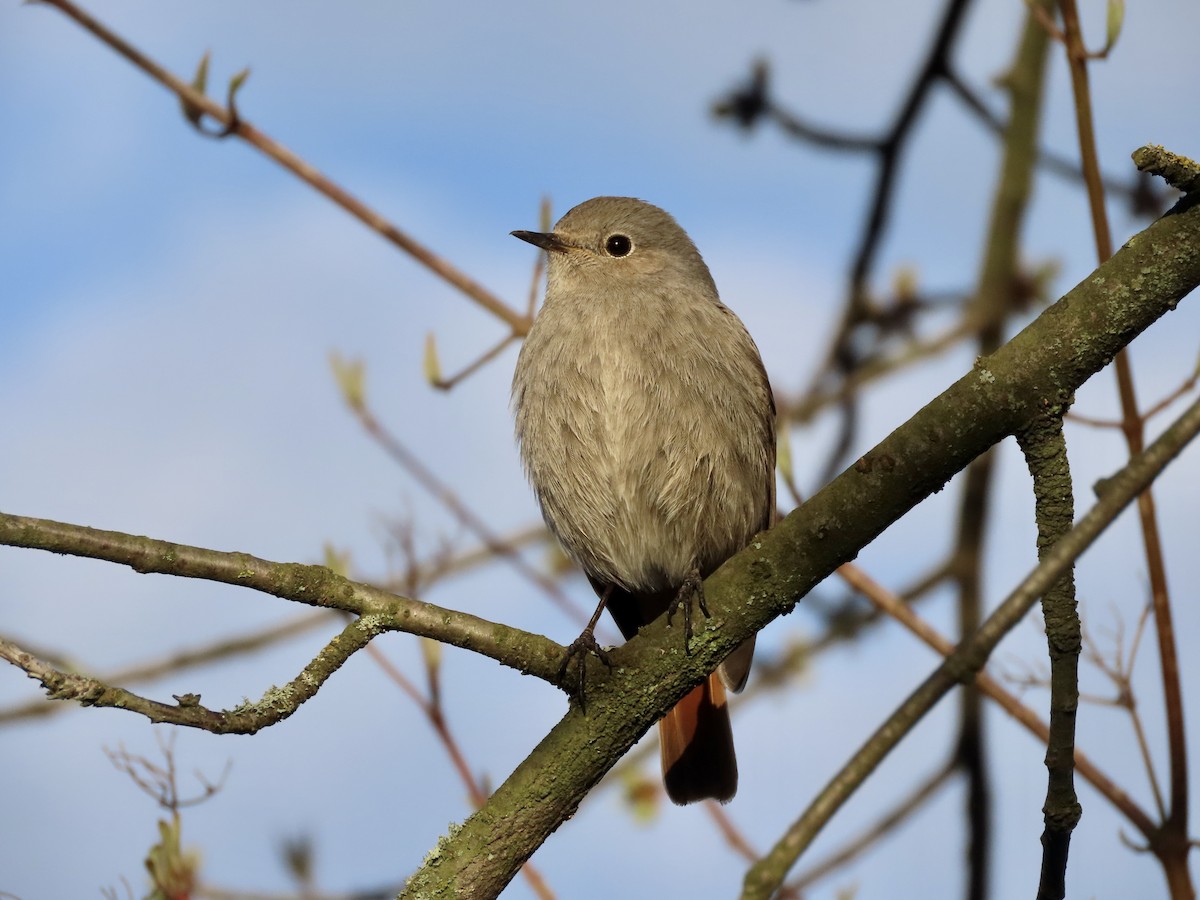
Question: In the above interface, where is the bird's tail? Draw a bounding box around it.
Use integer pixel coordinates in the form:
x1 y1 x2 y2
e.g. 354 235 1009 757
659 672 737 804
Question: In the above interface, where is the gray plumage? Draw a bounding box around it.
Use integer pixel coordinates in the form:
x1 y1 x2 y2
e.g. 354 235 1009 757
511 197 774 802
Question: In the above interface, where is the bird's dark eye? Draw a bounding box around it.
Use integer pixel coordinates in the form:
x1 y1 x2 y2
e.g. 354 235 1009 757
605 234 633 257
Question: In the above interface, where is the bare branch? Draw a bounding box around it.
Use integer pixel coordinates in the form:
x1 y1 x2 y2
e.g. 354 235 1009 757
34 0 530 334
1 617 379 732
0 611 334 725
1058 6 1191 892
743 394 1200 899
402 175 1200 897
838 562 1154 839
0 512 564 684
1018 417 1081 899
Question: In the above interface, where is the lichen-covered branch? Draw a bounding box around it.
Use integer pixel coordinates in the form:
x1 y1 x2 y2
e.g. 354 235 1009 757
838 562 1154 838
1134 145 1200 196
1017 417 1081 900
0 616 381 732
951 4 1055 892
742 395 1200 900
401 168 1200 899
0 513 564 688
1057 6 1193 894
0 611 335 725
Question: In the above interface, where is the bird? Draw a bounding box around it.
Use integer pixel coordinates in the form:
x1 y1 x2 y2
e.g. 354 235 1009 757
511 196 775 804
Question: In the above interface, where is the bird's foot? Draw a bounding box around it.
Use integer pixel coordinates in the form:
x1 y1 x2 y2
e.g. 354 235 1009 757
558 626 614 711
667 567 709 655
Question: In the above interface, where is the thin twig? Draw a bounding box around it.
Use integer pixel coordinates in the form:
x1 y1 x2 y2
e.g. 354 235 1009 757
778 317 976 425
377 524 549 596
0 611 334 724
1066 371 1200 430
941 67 1136 200
741 395 1200 899
0 511 566 684
1057 4 1191 896
785 755 957 893
704 803 760 864
837 562 1154 839
349 399 598 632
0 617 381 733
429 333 518 391
35 0 530 335
1081 603 1167 822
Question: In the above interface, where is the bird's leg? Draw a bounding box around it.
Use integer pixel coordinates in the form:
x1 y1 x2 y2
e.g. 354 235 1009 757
559 585 615 709
667 565 709 655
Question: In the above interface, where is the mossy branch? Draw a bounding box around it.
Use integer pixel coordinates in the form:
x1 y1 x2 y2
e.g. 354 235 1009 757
742 396 1200 900
4 167 1200 897
0 617 380 733
1017 417 1081 900
1134 145 1200 195
0 513 565 721
401 165 1200 899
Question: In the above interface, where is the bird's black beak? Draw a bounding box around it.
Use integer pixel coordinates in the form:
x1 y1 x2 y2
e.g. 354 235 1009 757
511 230 571 253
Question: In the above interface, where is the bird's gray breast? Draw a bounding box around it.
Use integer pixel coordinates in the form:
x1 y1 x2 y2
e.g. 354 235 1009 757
513 285 770 593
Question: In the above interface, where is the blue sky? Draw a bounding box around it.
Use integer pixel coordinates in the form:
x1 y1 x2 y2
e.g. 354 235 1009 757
2 2 1199 898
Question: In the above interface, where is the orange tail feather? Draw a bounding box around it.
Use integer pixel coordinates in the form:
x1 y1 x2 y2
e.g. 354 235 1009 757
659 672 737 804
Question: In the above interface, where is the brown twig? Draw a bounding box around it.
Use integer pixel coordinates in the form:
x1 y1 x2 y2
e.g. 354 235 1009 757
34 0 530 336
346 394 598 633
777 317 977 425
377 523 549 597
525 197 553 318
106 731 231 812
428 333 518 392
362 642 556 898
1057 3 1192 896
1080 603 1167 822
704 802 760 864
837 562 1154 840
743 397 1200 898
1066 370 1200 430
785 755 957 893
940 67 1138 200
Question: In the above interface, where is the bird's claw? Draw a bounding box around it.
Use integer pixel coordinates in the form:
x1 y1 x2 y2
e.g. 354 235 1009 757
666 569 709 656
558 628 614 711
